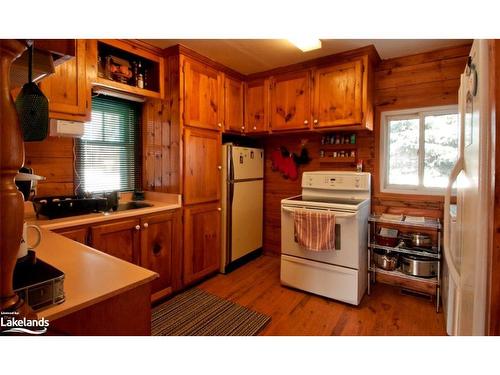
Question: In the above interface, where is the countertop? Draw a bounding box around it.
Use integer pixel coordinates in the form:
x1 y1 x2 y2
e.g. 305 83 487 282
24 192 181 321
35 229 157 321
26 192 181 230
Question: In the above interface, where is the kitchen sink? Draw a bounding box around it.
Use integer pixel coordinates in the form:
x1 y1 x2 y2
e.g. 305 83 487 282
114 201 154 211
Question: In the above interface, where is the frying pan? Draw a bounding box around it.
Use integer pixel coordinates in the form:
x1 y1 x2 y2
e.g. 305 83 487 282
15 41 49 142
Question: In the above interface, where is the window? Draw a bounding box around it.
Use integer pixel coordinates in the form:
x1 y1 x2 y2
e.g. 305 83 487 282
76 96 141 193
380 105 459 195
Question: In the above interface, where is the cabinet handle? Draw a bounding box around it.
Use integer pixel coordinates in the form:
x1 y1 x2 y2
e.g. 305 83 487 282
217 165 222 170
253 126 257 130
313 119 319 125
135 225 140 231
143 222 149 229
241 126 245 130
304 120 309 125
217 123 222 128
217 207 222 212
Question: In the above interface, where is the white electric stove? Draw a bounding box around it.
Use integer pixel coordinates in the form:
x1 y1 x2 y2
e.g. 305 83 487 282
280 171 371 305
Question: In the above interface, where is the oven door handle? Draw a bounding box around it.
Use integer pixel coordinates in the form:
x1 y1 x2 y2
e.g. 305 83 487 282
282 206 357 218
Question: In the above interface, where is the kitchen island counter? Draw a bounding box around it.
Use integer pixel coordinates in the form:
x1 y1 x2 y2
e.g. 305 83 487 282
34 229 157 335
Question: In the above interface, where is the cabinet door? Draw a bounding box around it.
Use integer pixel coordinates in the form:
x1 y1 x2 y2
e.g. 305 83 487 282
183 127 221 205
223 75 245 133
183 58 221 130
183 203 221 285
54 226 88 245
140 210 182 301
270 70 311 131
90 218 141 263
245 78 269 134
312 60 363 128
39 39 90 122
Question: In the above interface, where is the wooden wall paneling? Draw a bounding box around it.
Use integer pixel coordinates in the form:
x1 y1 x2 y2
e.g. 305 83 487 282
165 54 182 194
24 136 75 196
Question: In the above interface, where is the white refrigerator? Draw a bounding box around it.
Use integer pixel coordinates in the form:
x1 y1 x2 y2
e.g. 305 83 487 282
221 144 264 273
443 40 494 335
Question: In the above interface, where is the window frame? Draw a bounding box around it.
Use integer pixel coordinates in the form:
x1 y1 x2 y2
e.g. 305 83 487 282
380 105 459 196
76 95 141 194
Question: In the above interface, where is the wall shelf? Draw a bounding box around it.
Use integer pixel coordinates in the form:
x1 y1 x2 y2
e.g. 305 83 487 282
92 40 164 100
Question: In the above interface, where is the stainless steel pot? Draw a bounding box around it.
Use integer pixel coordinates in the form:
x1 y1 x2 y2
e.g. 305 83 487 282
400 254 438 278
373 249 399 271
401 233 433 248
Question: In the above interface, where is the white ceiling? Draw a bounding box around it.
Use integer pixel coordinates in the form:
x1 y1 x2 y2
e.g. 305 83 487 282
144 39 471 75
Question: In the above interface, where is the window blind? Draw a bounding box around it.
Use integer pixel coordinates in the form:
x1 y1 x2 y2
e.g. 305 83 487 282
76 95 141 193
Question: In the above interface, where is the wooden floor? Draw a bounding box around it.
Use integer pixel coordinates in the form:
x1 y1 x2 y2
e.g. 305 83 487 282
198 255 447 336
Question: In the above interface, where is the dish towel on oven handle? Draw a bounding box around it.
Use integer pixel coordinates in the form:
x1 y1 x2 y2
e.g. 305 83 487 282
292 209 336 252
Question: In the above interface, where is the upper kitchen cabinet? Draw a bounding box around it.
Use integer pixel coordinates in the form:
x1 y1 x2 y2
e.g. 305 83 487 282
245 78 269 134
90 40 165 99
183 127 222 205
223 75 245 133
38 39 90 122
183 58 222 131
270 70 312 131
312 56 374 131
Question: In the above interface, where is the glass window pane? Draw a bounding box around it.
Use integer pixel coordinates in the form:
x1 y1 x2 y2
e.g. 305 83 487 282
387 118 419 186
424 113 459 188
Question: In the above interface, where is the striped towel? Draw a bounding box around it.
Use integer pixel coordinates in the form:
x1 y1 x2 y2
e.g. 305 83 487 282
292 209 336 252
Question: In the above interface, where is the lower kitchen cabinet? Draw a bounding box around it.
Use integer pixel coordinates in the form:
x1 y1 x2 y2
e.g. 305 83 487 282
90 218 141 264
54 225 89 245
183 202 221 285
140 210 182 301
52 208 182 303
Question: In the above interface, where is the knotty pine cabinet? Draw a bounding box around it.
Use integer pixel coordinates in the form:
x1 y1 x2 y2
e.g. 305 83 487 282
183 202 221 286
39 39 90 122
312 58 367 129
270 70 312 131
139 210 182 300
90 218 142 264
183 58 222 131
53 225 89 245
223 75 245 133
183 127 222 205
55 208 182 302
245 78 269 134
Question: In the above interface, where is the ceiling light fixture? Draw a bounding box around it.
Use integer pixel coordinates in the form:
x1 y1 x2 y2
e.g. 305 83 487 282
288 38 322 52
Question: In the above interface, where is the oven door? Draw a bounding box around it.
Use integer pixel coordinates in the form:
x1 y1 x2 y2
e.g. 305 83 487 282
281 204 361 269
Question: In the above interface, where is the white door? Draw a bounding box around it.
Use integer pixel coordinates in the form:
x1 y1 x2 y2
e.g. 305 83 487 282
231 146 264 180
454 40 490 335
231 179 263 261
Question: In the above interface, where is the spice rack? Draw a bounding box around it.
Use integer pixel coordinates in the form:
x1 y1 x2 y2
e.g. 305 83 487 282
93 40 164 99
367 214 442 312
319 132 358 164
